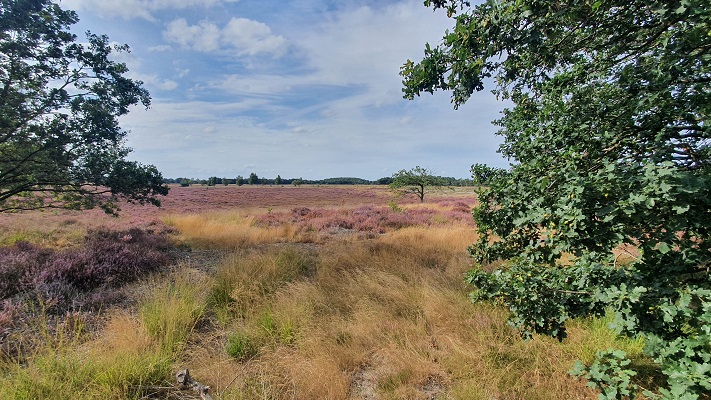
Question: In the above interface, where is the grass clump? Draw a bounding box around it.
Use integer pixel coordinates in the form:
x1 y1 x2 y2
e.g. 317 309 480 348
224 309 298 362
139 270 209 356
225 331 259 361
164 212 297 248
207 246 315 321
1 268 208 399
0 311 172 400
563 312 646 365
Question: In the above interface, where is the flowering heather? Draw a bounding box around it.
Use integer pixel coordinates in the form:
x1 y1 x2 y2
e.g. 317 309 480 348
0 186 477 247
0 242 53 299
34 229 172 290
148 185 399 217
0 229 172 312
254 204 475 235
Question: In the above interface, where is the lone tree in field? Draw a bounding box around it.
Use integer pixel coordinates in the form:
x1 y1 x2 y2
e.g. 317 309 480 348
0 0 168 215
389 166 440 202
403 0 710 397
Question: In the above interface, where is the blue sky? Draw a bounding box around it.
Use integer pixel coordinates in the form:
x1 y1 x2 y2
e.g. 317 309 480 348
59 0 508 180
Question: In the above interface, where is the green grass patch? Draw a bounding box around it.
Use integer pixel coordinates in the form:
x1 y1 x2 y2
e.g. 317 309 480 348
139 271 208 356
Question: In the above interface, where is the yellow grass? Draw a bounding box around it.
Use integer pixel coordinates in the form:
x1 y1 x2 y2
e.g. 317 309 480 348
0 214 86 248
0 187 644 399
139 268 210 355
0 268 209 400
176 226 614 399
164 211 299 248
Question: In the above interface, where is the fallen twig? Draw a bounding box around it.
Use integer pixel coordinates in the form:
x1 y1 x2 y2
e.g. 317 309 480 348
176 369 214 400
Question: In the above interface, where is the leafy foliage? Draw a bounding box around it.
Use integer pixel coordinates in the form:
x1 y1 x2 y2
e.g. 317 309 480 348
571 350 638 400
404 0 711 397
0 0 168 214
248 172 259 185
389 166 442 202
471 163 507 185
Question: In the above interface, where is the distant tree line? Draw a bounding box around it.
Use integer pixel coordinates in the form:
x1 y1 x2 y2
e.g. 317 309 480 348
163 174 483 187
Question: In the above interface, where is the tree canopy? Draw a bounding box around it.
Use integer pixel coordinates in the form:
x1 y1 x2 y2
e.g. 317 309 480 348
470 163 507 186
248 172 259 185
403 0 710 397
390 166 441 202
0 0 167 215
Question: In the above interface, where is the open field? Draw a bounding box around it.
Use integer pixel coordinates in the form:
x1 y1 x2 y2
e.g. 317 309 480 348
0 185 439 248
0 185 646 399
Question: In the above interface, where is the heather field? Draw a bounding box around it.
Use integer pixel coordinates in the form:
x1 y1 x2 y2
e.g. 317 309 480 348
0 185 643 399
0 185 402 248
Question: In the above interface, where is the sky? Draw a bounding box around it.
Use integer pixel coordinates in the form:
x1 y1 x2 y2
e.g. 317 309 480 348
58 0 508 180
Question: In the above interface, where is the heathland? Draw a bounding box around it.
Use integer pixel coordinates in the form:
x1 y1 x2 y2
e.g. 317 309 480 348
0 185 644 399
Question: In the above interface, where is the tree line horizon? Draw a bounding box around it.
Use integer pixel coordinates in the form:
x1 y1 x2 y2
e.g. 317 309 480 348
164 175 474 187
164 164 504 188
163 163 506 187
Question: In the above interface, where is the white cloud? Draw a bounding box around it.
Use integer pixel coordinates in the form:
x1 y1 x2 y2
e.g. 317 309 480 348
163 18 287 58
59 0 239 21
164 19 221 52
222 18 288 57
71 0 509 179
294 1 451 88
176 68 191 78
204 1 452 107
147 44 173 52
212 74 306 96
149 76 179 90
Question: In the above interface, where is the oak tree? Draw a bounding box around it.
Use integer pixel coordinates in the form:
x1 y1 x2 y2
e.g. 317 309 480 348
470 163 507 186
0 0 167 215
390 166 441 202
403 0 710 397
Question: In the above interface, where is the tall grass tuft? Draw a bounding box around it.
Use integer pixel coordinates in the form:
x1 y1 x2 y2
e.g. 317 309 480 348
0 310 172 399
139 269 209 356
207 246 315 321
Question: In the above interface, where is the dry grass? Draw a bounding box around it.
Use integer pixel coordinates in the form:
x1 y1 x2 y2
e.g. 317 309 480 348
164 211 300 249
164 199 477 249
178 226 606 399
1 186 640 399
0 267 210 400
0 213 87 248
